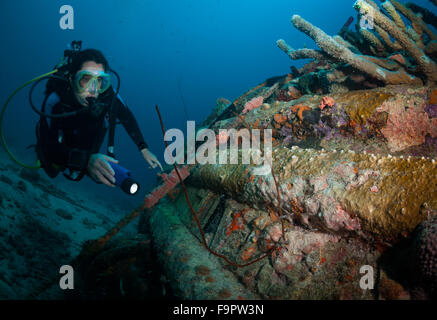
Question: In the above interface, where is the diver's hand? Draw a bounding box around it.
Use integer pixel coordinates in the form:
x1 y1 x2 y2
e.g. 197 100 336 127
87 153 118 187
141 148 163 171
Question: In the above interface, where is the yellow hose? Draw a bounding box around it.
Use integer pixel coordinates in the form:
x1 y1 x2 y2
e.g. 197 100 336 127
0 69 58 169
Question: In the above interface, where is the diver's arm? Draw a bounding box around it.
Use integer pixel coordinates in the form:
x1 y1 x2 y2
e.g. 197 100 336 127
115 96 148 151
115 96 163 171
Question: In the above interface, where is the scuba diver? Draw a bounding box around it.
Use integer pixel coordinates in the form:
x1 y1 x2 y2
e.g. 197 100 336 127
34 44 163 188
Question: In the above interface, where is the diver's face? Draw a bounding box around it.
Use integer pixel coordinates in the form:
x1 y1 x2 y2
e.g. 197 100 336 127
72 61 105 107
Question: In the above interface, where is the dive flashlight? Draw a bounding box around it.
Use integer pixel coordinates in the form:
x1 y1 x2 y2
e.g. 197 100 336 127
109 162 140 195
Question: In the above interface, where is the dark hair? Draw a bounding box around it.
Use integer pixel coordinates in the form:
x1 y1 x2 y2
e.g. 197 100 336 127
69 48 109 76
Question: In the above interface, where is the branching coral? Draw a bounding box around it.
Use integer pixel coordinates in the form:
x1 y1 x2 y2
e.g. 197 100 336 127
355 0 437 82
277 0 437 86
282 14 422 85
407 2 437 30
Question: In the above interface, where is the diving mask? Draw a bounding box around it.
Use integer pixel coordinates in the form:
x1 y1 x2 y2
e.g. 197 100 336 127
73 70 111 94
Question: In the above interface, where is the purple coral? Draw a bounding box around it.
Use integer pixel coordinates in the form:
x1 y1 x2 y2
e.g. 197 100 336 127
280 126 294 145
329 103 350 128
315 103 350 140
425 104 437 118
315 120 334 140
425 135 437 153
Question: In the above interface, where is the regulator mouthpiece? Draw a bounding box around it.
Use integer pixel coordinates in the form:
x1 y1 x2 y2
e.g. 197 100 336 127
86 97 97 105
84 97 105 117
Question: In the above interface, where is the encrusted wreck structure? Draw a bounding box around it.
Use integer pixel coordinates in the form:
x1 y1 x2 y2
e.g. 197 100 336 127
38 0 437 300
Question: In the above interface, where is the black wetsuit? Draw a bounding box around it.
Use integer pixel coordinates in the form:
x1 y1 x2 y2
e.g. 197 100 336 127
39 84 147 180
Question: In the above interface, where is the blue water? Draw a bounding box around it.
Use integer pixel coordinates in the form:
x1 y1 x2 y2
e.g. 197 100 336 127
0 0 435 204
